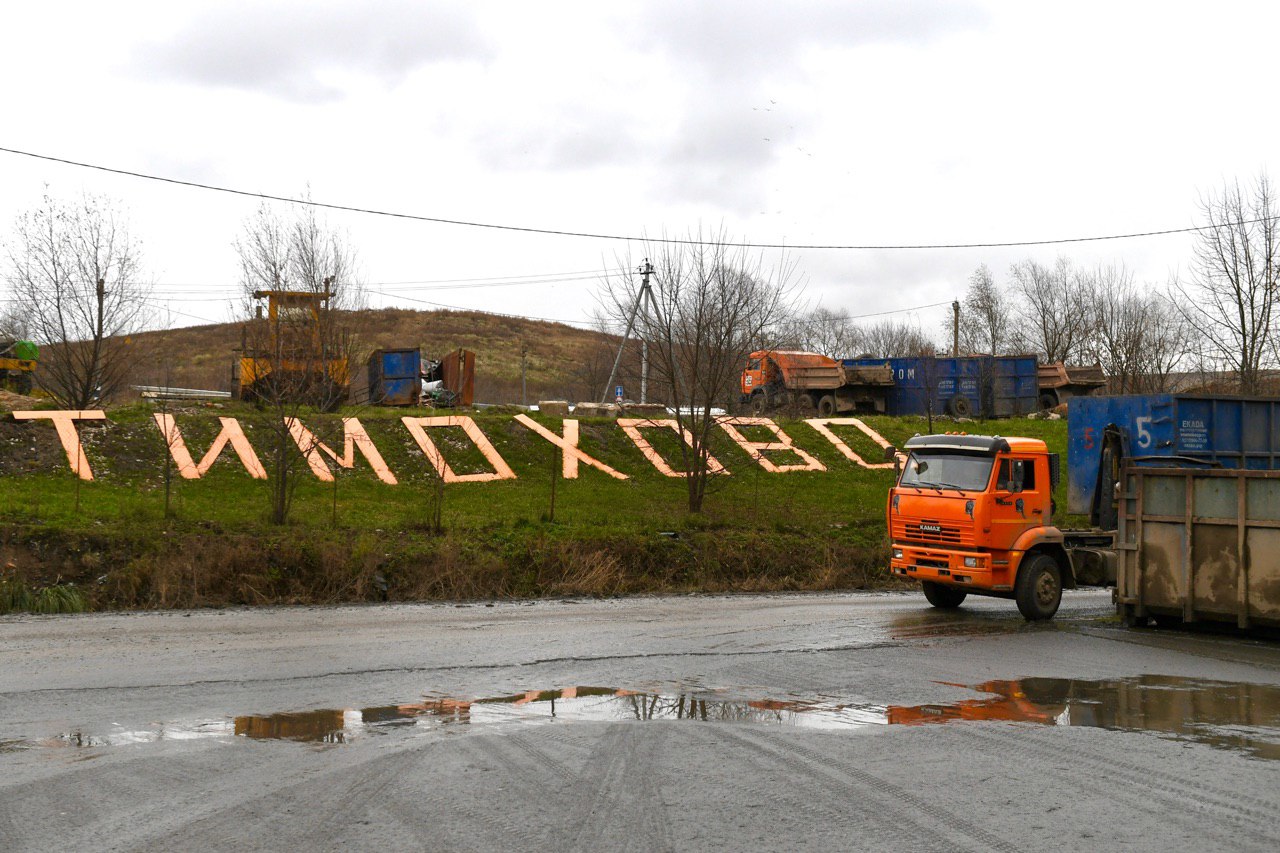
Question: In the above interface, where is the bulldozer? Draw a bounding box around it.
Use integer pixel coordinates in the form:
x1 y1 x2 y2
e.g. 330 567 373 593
232 290 349 411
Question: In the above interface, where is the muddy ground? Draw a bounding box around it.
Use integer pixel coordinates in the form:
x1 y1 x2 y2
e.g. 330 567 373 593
2 590 1278 851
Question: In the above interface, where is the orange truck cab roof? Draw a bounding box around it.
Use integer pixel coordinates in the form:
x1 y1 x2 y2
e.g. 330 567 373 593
902 434 1046 456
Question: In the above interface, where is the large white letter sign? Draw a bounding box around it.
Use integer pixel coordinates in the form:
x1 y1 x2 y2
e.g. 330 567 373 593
153 414 268 479
285 417 398 485
401 416 517 483
717 417 826 473
513 415 628 480
616 418 727 478
11 410 107 480
804 418 900 469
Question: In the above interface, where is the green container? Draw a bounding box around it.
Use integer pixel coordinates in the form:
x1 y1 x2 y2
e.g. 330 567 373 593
12 340 37 361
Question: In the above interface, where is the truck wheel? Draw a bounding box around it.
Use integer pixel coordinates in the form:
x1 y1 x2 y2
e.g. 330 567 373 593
946 396 972 418
921 581 967 609
1015 553 1061 621
1039 391 1058 411
750 391 768 414
817 394 837 417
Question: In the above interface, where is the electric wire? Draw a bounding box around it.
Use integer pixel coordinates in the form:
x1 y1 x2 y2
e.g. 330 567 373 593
0 145 1245 250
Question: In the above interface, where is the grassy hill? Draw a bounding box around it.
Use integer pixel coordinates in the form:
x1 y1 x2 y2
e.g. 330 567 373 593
122 307 626 405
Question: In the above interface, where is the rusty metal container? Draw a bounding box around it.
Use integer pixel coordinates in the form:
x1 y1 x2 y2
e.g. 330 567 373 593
440 348 475 407
1115 466 1280 629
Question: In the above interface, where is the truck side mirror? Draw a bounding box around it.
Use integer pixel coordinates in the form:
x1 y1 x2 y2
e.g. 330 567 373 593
883 445 897 462
1010 459 1026 493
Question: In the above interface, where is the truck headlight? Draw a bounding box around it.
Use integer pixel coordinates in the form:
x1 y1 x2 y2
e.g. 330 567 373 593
963 556 978 568
893 548 903 560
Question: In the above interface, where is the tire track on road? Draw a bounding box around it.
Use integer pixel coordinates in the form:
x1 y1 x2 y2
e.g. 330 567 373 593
716 725 1012 852
559 724 675 852
956 726 1279 850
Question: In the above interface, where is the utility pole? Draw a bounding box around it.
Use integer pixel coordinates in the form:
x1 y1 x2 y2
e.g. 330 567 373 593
601 260 657 405
952 300 960 357
92 278 105 404
520 343 528 407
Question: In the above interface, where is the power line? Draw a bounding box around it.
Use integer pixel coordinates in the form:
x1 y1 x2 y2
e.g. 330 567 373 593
0 144 1243 250
366 288 600 329
841 300 955 321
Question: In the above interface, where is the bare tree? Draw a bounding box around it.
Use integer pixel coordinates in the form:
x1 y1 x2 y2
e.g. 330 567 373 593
600 228 798 512
957 264 1010 355
234 201 364 524
235 195 363 313
4 192 151 407
1083 266 1192 394
859 318 935 358
1009 256 1092 363
774 306 861 356
1175 175 1280 394
0 303 28 339
238 294 362 524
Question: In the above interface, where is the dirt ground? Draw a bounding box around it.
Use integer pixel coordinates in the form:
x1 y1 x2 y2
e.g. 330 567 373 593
2 590 1278 851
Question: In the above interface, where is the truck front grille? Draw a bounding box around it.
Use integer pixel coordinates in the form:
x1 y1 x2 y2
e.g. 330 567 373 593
893 517 974 547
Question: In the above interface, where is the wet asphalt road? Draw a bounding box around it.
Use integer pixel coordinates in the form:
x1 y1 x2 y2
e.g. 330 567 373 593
2 589 1279 852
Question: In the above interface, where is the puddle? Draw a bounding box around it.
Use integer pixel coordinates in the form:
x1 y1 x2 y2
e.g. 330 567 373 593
894 675 1280 760
888 611 1032 640
11 676 1280 760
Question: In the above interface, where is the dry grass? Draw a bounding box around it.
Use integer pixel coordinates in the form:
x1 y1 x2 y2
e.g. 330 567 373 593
0 523 896 611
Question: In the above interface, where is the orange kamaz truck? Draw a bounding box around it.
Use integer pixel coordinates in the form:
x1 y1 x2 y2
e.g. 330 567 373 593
740 350 892 416
886 433 1114 621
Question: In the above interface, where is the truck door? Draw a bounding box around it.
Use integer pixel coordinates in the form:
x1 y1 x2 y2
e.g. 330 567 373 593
742 357 763 395
989 456 1044 551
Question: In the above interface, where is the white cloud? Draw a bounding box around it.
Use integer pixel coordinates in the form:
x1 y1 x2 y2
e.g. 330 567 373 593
132 1 493 102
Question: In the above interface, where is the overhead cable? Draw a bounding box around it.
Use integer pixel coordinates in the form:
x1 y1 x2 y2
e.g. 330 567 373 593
0 145 1247 250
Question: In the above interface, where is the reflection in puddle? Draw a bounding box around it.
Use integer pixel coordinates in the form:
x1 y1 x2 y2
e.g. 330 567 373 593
235 710 353 743
888 611 1029 640
15 676 1280 760
891 675 1280 760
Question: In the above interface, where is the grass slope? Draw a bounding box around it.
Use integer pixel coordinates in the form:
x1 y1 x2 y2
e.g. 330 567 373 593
0 405 1071 611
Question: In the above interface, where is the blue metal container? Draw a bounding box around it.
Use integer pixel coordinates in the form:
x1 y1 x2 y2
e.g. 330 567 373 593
1067 394 1280 513
367 348 421 406
842 356 1038 419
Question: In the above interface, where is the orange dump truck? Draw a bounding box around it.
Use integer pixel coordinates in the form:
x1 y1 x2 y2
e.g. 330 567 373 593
886 433 1115 621
740 350 892 416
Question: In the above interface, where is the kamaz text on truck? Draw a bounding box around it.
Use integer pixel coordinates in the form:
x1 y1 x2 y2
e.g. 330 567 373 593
886 433 1113 621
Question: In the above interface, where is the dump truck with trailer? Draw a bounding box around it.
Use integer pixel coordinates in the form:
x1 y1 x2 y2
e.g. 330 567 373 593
886 433 1116 621
740 350 892 416
890 394 1280 628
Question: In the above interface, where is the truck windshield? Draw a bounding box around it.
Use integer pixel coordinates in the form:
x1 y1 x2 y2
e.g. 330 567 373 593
899 451 995 492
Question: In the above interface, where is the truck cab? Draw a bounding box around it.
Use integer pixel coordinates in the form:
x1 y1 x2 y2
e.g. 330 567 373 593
887 434 1074 620
740 352 778 401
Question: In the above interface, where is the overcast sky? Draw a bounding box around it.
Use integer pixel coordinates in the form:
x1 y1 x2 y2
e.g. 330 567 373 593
1 1 1275 338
